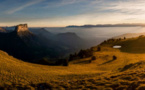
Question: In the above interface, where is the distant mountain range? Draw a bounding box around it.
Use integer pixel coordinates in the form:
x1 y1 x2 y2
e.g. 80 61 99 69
0 24 90 65
1 25 145 89
67 24 145 28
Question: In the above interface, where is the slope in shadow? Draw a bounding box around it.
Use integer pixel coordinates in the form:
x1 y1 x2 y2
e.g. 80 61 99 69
119 61 144 72
115 36 145 54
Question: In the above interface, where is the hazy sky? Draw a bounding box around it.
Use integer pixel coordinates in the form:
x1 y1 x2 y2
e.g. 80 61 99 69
0 0 145 27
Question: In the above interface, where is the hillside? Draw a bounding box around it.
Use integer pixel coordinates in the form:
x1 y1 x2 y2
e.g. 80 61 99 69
102 35 145 53
0 49 107 89
0 24 91 65
113 32 145 39
56 32 87 49
0 24 52 63
30 28 90 55
1 35 145 89
0 27 6 33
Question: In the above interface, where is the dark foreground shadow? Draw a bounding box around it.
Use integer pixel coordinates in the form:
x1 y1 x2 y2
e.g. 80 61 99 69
0 83 52 90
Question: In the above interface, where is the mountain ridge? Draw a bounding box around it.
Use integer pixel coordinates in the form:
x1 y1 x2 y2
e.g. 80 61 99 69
0 27 6 33
113 32 145 39
0 24 91 65
67 23 145 28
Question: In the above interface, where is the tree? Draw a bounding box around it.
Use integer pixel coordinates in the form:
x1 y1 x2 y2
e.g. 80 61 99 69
97 47 101 51
78 49 84 58
119 38 121 41
63 59 69 66
69 54 73 61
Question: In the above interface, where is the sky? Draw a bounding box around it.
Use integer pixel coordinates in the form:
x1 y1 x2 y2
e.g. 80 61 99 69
0 0 145 27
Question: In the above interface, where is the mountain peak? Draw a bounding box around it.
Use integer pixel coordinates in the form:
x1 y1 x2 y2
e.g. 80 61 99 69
15 24 28 32
14 24 33 37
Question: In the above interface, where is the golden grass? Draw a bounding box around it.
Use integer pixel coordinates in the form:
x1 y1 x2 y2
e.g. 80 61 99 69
0 50 107 85
1 36 145 89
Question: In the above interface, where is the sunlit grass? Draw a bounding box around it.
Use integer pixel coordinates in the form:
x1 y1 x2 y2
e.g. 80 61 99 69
1 36 145 89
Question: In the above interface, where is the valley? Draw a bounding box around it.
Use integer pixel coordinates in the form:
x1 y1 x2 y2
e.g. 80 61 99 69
0 33 145 89
0 24 93 65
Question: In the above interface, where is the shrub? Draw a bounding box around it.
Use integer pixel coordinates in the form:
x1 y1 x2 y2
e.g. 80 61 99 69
113 55 117 60
91 56 96 60
89 60 92 63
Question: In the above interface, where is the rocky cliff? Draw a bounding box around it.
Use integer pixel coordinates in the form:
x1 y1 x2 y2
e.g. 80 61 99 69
14 24 33 37
15 24 28 32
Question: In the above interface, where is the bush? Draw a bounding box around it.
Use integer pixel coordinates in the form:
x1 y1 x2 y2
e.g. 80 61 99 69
113 55 117 60
91 56 96 60
89 60 92 63
118 38 121 41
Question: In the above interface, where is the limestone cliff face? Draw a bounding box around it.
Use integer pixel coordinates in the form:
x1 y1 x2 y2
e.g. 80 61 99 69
15 24 28 32
14 24 33 37
13 24 39 47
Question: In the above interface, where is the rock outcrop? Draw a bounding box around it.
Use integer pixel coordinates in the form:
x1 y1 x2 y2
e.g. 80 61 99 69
14 24 33 37
0 27 6 33
15 24 28 32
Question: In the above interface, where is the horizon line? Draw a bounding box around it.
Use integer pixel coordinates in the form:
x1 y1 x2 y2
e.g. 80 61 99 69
1 23 145 28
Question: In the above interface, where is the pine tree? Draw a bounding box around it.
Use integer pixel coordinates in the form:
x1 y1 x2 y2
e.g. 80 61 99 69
63 59 69 66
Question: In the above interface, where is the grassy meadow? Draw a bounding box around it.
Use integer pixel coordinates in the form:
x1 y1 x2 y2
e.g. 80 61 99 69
1 36 145 89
